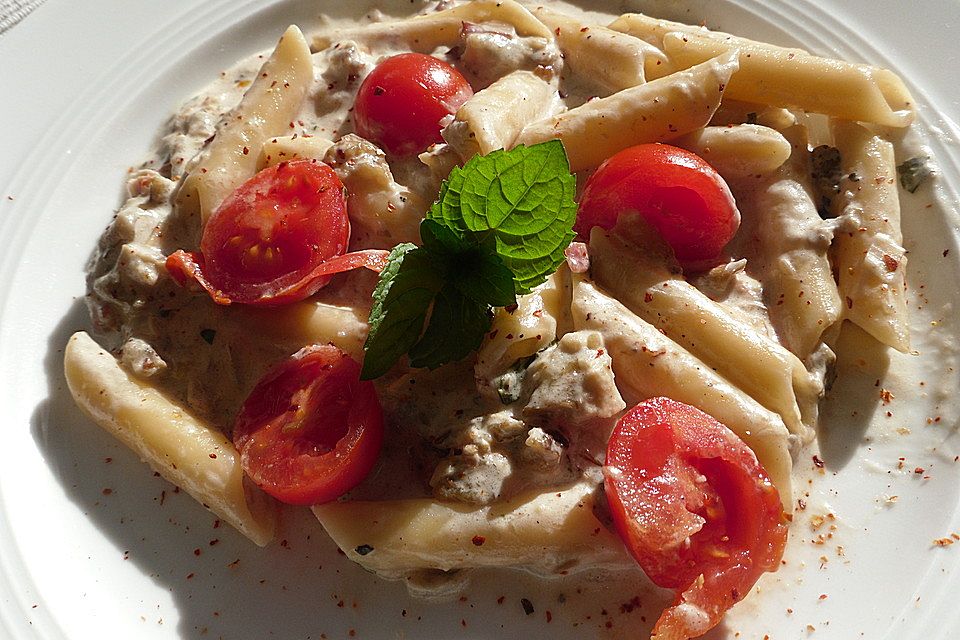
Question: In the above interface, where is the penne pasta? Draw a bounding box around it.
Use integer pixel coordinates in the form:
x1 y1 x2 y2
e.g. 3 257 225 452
532 6 664 93
515 50 739 172
732 125 843 360
672 124 792 179
443 70 556 161
571 278 794 510
63 331 277 546
588 226 819 441
312 481 631 576
610 13 915 127
257 134 334 169
312 0 552 52
474 269 570 389
176 25 313 227
828 121 910 352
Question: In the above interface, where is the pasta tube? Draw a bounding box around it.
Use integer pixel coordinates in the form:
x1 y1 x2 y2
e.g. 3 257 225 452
610 13 915 127
443 70 556 161
829 121 909 351
572 278 794 509
63 332 277 546
313 481 631 576
176 25 313 226
732 125 842 359
672 124 792 179
312 0 552 51
589 227 818 441
515 50 739 172
532 6 664 93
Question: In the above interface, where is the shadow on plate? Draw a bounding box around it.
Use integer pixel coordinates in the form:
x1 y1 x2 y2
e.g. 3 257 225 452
817 321 890 471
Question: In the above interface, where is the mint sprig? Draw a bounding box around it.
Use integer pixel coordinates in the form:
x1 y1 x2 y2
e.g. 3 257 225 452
361 141 576 380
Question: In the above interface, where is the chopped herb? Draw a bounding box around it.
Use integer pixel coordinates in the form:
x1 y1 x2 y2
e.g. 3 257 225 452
811 145 843 218
199 328 216 344
362 141 576 379
493 355 536 404
745 111 758 125
897 156 932 193
354 544 374 556
521 598 535 615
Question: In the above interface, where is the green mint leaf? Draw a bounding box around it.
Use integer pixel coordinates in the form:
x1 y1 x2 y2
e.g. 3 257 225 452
452 241 516 307
420 220 515 307
361 244 443 380
427 140 577 294
408 284 491 369
420 218 468 256
362 140 577 378
897 156 932 193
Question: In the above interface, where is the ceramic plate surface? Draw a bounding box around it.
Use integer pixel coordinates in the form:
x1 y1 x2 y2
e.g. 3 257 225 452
2 1 960 638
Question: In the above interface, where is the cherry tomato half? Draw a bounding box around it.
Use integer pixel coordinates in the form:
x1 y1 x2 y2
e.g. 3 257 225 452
604 397 787 639
166 160 389 305
233 345 384 506
577 144 740 270
354 53 474 156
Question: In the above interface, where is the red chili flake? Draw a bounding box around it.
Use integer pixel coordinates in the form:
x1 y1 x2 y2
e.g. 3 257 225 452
471 535 486 546
879 389 893 404
209 539 220 546
227 558 240 568
213 519 221 529
194 548 202 556
546 610 553 623
914 467 926 474
460 619 467 627
819 594 828 600
209 453 217 459
242 146 249 156
102 488 113 495
104 457 112 463
845 296 854 309
186 572 195 580
644 292 654 303
497 596 505 605
812 455 825 468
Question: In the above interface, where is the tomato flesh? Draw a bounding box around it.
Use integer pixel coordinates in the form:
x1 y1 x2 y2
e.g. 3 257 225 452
233 345 384 506
604 397 787 639
577 144 740 270
354 53 473 156
166 160 388 305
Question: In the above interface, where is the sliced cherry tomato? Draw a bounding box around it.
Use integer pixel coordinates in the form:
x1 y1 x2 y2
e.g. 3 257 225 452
603 397 787 640
353 53 474 156
166 160 388 306
577 144 740 270
233 344 384 506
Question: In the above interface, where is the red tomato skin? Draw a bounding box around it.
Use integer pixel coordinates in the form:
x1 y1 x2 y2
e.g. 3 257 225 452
196 160 349 305
233 345 384 506
354 53 473 156
576 144 740 269
604 397 787 639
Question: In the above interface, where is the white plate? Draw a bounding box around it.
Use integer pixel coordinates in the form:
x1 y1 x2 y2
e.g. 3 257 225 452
3 1 960 638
